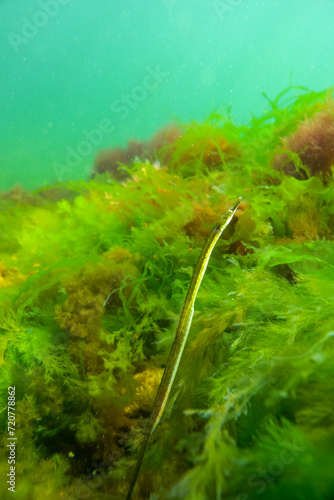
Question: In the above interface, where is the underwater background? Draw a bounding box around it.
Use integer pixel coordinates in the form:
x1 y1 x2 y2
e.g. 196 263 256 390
1 1 334 500
1 0 334 189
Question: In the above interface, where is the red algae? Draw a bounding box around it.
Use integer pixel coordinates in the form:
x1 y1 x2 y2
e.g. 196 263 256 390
273 100 334 179
92 123 183 179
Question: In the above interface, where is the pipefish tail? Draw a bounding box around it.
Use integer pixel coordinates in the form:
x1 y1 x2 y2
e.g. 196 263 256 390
125 199 241 500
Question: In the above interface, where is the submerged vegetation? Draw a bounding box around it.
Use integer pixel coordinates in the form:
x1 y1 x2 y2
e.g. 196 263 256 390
1 87 334 499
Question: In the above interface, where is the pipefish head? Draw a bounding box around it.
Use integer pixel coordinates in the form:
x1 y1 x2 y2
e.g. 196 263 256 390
216 198 241 233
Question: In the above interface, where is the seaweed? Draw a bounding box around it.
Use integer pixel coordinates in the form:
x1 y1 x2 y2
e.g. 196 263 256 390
0 87 334 499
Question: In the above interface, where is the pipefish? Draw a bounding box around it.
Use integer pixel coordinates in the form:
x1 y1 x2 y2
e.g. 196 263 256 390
126 199 240 500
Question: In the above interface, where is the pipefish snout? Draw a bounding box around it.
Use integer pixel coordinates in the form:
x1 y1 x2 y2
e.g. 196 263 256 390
125 198 241 500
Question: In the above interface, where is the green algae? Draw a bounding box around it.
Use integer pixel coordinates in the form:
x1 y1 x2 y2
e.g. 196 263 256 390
0 87 334 499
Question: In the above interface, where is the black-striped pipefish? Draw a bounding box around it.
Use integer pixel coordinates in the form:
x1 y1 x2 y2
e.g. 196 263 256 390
125 199 240 500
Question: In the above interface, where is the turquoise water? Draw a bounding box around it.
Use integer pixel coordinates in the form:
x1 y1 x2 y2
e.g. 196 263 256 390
1 0 334 190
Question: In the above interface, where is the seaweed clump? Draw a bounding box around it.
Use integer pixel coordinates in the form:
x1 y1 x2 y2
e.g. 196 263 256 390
91 123 183 180
92 119 240 180
273 97 334 179
167 120 240 175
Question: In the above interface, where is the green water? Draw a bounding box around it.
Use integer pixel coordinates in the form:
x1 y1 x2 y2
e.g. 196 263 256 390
1 0 334 190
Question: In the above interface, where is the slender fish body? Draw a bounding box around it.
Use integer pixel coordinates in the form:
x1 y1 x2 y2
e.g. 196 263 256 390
126 199 240 500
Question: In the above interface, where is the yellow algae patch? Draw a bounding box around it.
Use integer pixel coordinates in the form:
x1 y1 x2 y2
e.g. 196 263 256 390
124 366 163 416
0 261 27 289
